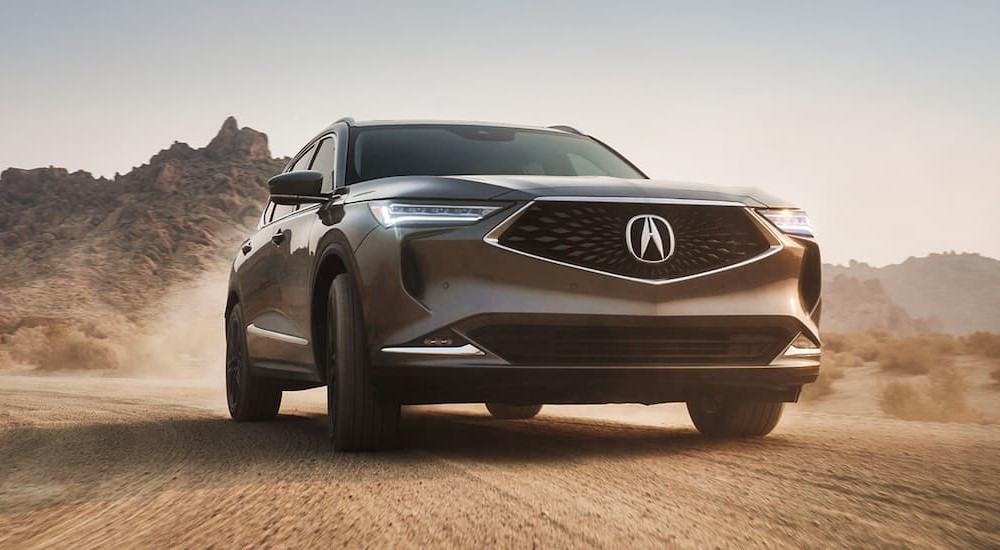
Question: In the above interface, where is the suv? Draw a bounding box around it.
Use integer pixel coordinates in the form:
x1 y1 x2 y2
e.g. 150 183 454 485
225 119 821 451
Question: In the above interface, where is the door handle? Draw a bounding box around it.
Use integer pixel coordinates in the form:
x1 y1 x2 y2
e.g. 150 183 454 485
241 242 252 255
271 230 286 245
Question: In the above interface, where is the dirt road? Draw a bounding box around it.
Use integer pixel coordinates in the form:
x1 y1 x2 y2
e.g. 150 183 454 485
1 374 997 548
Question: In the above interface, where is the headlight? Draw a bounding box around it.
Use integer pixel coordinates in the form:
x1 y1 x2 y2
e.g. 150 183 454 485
758 209 813 237
368 202 503 227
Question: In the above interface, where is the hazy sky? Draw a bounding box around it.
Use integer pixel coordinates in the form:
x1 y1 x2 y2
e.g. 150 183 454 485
1 1 998 265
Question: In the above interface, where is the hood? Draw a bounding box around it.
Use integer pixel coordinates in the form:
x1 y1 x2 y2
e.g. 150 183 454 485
345 175 795 208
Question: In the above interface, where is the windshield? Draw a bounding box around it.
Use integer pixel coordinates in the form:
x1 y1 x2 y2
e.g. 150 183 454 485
346 125 644 184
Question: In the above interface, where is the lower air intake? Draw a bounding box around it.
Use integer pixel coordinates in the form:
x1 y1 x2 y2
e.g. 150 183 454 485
468 321 795 366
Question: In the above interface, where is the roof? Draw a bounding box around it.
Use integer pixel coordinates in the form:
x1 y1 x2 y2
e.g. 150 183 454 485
330 118 581 135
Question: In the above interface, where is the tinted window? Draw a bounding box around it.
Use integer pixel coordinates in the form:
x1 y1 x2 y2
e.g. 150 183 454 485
271 203 296 221
346 125 643 184
291 144 316 172
310 137 336 192
567 153 605 176
259 202 275 228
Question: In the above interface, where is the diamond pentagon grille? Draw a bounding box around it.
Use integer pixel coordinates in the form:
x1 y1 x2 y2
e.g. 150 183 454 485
497 202 773 280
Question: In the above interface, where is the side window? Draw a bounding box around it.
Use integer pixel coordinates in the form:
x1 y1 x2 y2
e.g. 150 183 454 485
291 144 316 172
310 137 336 192
258 202 275 229
271 203 297 222
259 201 297 227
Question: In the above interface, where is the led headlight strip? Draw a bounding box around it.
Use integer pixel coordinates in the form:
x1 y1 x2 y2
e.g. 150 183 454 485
369 202 502 227
758 209 813 237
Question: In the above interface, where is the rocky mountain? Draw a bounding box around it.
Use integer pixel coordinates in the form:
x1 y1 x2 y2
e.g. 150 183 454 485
822 253 1000 334
0 117 286 333
820 274 944 335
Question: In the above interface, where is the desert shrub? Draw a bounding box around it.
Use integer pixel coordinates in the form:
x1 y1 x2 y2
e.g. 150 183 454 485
0 350 12 369
911 333 960 355
2 322 123 371
878 336 954 375
879 366 983 422
823 332 884 361
965 332 1000 359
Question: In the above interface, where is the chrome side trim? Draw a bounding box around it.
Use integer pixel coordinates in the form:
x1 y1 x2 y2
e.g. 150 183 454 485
381 344 486 356
483 199 783 286
246 323 309 346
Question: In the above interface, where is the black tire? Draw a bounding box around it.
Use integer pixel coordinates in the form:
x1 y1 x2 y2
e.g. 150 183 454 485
225 304 282 421
485 403 543 420
686 399 784 437
327 273 401 451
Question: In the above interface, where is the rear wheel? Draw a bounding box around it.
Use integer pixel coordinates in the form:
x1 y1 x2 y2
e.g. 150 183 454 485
225 304 282 421
486 403 543 420
687 399 784 437
327 273 401 451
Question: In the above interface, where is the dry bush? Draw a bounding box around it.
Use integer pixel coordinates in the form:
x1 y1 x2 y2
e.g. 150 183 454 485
1 321 125 371
823 332 885 361
879 366 983 423
912 333 960 354
878 336 955 375
965 332 1000 359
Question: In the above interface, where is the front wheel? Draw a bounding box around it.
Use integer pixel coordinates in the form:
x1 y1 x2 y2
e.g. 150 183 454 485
486 403 543 420
327 273 401 451
686 399 784 437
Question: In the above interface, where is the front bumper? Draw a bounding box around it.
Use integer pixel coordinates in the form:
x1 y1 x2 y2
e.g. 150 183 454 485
351 200 821 404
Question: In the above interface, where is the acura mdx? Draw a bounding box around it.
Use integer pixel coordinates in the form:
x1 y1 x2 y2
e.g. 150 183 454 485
225 119 822 451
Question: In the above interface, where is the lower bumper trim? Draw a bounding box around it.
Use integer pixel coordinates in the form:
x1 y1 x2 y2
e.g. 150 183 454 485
371 364 818 405
380 344 485 356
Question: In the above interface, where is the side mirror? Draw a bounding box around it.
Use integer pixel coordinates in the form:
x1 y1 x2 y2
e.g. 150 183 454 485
267 170 326 204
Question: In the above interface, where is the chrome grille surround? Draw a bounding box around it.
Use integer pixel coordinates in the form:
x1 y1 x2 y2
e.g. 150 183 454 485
484 197 782 285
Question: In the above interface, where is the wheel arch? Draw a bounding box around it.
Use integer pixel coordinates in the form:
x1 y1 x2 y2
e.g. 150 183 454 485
310 242 358 380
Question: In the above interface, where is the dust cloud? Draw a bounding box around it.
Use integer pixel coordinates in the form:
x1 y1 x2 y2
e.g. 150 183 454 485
0 268 230 386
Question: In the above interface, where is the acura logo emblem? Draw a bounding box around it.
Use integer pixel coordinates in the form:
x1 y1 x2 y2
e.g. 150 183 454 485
625 214 675 263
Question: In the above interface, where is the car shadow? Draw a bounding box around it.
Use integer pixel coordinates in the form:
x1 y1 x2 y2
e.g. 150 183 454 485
2 405 794 513
2 405 776 471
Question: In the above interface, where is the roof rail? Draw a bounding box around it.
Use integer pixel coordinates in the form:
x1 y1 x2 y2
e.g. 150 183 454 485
334 117 355 126
548 125 583 135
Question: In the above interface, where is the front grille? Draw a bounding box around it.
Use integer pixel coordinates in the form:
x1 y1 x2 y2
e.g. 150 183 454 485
468 323 793 366
495 201 773 281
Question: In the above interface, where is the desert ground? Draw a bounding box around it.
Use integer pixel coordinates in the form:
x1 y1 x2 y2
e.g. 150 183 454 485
1 370 998 549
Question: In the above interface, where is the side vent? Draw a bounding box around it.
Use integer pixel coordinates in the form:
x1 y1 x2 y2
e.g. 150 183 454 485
797 239 822 315
400 242 423 300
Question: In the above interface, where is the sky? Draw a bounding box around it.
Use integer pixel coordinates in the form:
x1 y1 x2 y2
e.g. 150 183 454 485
1 0 998 266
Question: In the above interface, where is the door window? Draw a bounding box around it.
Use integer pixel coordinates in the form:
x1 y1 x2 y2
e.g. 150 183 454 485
291 144 316 172
310 137 336 192
258 202 275 229
271 203 297 222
